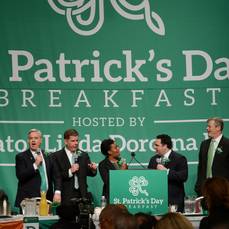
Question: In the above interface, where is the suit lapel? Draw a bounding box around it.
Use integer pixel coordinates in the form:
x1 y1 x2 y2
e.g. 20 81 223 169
167 151 175 168
62 149 71 168
26 149 35 163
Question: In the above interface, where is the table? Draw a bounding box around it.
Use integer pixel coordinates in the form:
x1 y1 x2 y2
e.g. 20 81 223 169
185 214 204 229
0 216 23 229
0 214 203 229
0 215 59 229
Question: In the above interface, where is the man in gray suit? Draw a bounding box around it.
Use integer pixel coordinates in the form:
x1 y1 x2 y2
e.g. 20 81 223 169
195 117 229 196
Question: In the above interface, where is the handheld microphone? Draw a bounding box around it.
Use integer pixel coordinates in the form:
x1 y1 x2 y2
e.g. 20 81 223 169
156 157 162 164
36 148 41 155
73 154 79 164
35 148 42 165
117 157 126 166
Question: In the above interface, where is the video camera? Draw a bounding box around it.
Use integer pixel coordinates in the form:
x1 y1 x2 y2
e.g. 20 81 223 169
70 196 95 229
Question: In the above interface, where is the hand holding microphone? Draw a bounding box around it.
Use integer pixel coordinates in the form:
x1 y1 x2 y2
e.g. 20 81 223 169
71 154 80 173
156 157 168 170
118 157 128 170
35 148 43 166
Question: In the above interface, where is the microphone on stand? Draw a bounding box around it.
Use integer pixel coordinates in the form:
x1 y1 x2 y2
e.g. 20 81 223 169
128 152 146 169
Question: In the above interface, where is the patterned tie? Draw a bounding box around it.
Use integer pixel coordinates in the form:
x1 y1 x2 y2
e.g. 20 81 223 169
72 153 79 189
206 140 216 178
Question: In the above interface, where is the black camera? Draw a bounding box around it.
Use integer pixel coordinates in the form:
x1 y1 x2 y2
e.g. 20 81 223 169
70 197 95 229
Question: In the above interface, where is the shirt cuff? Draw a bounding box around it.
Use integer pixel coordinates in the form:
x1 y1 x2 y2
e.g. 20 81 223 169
33 163 38 170
69 169 73 177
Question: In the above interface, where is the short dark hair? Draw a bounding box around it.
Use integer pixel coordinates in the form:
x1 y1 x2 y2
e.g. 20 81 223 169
100 139 115 156
207 117 224 131
156 134 173 149
64 129 79 139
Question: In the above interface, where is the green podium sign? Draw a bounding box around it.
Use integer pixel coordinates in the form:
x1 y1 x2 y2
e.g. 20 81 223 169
110 170 168 214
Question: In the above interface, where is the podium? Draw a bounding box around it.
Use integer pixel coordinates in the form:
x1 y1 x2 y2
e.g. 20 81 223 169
109 170 168 215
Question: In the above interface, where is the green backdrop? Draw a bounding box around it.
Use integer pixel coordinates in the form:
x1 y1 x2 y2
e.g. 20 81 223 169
0 0 229 208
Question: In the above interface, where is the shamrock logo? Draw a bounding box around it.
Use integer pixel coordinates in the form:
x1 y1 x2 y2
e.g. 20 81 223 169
129 176 149 197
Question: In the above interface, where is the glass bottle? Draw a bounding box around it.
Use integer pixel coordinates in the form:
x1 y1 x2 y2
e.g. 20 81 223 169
39 191 49 216
101 196 106 208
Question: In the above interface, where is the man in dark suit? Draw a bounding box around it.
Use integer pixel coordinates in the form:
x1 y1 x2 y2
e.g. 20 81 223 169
53 129 97 205
148 134 188 212
99 139 128 203
195 117 229 196
15 129 53 209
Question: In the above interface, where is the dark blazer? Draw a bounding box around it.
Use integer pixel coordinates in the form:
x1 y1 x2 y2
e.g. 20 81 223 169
53 148 97 204
98 157 117 202
15 149 53 208
148 151 188 212
195 136 229 196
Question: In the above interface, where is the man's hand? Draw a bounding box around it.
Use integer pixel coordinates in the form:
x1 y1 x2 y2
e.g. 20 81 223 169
71 163 79 173
53 193 61 203
35 154 43 166
157 164 167 170
88 162 97 171
121 163 128 170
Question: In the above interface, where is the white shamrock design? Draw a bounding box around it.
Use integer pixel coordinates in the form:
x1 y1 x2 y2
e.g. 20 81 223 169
129 176 149 197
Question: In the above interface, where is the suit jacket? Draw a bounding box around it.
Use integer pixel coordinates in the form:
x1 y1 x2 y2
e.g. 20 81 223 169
98 157 117 202
53 148 97 204
15 149 53 208
148 151 188 212
195 136 229 196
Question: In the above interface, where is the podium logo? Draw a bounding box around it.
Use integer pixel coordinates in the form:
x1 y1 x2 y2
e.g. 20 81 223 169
129 176 149 197
47 0 165 36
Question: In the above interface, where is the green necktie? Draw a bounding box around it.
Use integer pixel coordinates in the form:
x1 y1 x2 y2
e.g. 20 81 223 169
206 140 215 178
39 164 48 192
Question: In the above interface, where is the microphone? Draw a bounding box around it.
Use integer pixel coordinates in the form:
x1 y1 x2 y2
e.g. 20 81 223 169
156 157 162 164
73 154 79 164
117 157 126 166
35 148 42 165
128 152 146 169
36 148 41 155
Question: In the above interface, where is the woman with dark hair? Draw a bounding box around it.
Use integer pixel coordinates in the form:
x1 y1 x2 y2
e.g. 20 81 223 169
99 204 128 229
199 177 229 229
98 139 128 202
135 212 157 229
